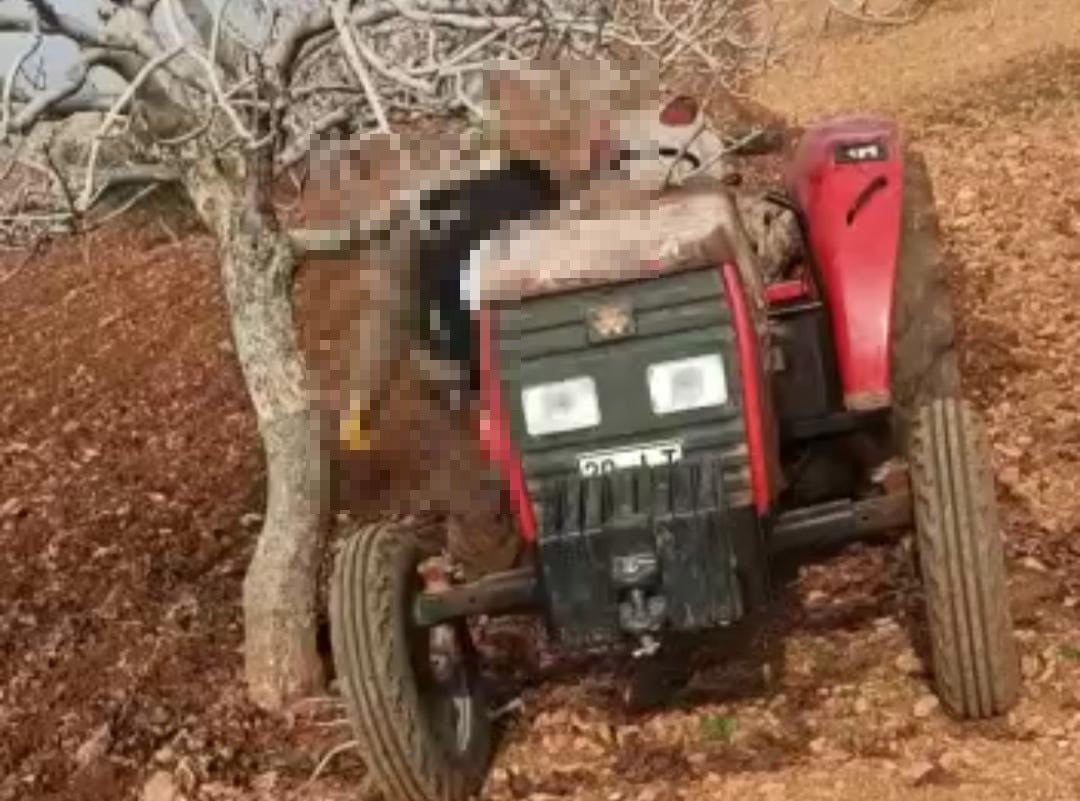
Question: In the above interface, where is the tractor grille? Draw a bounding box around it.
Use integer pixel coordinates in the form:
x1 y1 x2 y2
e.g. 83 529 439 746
495 266 752 518
535 457 747 647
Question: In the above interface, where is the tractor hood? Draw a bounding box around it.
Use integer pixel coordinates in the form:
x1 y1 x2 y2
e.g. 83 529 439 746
466 181 765 306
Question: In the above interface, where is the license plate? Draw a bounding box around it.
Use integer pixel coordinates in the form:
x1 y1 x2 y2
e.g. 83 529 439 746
577 441 683 476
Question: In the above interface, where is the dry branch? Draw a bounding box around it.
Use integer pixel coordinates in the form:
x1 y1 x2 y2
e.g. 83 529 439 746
330 0 392 133
1 21 43 140
77 44 184 212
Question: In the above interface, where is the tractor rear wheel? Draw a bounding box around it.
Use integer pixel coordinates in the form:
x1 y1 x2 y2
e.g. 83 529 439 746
908 397 1020 719
330 519 492 801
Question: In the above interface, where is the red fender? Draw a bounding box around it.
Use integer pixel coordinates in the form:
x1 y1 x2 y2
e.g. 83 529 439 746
476 309 537 543
721 263 775 514
787 117 905 410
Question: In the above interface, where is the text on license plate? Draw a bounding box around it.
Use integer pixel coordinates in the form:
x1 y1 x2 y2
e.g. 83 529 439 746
577 441 683 477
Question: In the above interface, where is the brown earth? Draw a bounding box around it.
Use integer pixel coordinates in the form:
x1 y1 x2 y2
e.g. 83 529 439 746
3 1 1080 799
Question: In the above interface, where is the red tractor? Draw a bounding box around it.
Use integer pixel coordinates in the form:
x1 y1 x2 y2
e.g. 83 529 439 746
328 115 1020 801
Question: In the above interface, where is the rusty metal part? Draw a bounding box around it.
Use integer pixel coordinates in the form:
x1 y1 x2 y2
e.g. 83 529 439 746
770 493 913 554
413 567 539 628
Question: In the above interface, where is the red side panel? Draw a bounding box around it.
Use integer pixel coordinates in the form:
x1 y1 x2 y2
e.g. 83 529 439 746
721 264 771 515
476 310 536 542
787 117 904 410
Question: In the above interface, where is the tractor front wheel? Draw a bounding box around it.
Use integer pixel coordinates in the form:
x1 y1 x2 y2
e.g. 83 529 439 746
909 397 1020 719
330 519 492 801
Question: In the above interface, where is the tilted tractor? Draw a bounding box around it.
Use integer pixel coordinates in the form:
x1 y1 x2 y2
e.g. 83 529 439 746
327 111 1021 801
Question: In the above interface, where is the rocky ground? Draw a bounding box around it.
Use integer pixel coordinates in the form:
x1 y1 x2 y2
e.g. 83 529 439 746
2 1 1080 800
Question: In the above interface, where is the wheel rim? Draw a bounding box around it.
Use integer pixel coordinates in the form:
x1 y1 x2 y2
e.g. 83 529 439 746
412 618 478 760
431 623 475 755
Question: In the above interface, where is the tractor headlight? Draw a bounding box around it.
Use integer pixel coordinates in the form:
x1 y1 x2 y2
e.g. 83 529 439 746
522 376 601 436
647 353 728 415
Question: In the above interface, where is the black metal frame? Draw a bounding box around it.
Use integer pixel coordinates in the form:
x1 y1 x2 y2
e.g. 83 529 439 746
412 491 912 629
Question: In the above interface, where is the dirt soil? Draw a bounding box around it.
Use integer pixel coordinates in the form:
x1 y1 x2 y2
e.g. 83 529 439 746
2 1 1080 799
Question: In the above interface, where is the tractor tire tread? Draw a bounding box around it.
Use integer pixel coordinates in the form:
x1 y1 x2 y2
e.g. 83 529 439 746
910 398 1020 719
330 520 487 801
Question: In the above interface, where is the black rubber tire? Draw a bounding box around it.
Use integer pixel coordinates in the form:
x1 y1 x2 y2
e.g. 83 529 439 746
330 520 492 801
909 397 1020 719
890 150 962 441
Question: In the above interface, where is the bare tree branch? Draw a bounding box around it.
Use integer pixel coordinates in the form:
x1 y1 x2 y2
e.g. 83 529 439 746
85 182 162 229
0 4 109 48
41 142 78 223
1 19 43 140
78 45 185 212
162 0 254 142
266 7 335 79
348 28 435 95
266 1 520 79
6 51 107 136
277 107 351 169
175 0 214 45
329 0 391 133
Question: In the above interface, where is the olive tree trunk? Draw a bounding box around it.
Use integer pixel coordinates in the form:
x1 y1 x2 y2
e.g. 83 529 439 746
187 162 327 710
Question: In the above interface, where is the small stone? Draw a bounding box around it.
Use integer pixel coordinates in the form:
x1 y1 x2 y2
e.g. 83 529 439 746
805 590 828 607
808 737 828 755
153 746 176 765
905 760 936 785
142 771 180 801
873 616 901 633
902 764 946 785
74 724 111 768
239 512 262 528
1019 556 1049 573
913 695 940 719
895 650 925 676
853 696 871 715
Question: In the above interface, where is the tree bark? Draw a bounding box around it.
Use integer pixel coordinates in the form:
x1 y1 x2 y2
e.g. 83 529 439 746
187 162 327 710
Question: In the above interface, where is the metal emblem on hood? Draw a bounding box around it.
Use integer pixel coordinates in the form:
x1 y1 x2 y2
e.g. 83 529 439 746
587 300 635 342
